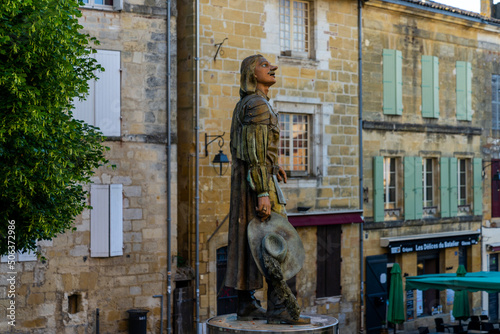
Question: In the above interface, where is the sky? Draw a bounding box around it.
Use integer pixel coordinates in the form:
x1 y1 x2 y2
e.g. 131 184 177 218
432 0 499 13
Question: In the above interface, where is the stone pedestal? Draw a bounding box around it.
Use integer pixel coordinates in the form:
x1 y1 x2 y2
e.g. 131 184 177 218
206 314 338 334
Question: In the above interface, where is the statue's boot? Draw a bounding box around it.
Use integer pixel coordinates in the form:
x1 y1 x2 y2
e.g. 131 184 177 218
236 290 266 321
266 280 311 325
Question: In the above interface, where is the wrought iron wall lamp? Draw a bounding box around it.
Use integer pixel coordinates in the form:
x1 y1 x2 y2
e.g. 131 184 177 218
205 132 230 176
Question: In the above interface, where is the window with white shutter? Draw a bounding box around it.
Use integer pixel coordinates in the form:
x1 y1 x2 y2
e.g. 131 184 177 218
90 184 123 257
73 50 121 137
80 0 123 11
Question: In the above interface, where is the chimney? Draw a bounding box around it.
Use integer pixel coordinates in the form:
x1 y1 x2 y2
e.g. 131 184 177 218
481 0 493 17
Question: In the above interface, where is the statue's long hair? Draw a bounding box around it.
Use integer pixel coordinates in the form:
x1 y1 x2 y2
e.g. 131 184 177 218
239 54 263 98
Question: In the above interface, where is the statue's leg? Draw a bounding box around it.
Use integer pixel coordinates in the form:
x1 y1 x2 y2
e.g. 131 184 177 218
236 290 266 320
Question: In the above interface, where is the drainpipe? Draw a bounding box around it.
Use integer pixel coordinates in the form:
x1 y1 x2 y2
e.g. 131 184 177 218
358 0 365 333
195 0 201 331
166 0 172 333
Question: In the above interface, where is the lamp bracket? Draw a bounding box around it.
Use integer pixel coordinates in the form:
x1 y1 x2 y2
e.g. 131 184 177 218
205 132 225 156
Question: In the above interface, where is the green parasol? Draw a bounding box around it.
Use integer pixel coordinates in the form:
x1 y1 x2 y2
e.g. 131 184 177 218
388 263 405 333
452 265 470 327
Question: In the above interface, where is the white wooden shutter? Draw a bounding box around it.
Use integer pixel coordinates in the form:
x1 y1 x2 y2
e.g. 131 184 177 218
113 0 123 11
95 50 121 137
18 249 37 262
91 184 110 257
73 58 96 125
109 184 123 256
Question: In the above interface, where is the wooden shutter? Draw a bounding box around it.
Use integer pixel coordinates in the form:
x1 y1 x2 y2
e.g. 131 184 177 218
113 0 123 10
440 158 450 217
404 157 423 220
73 62 96 125
421 56 439 118
449 157 458 217
109 184 123 256
373 156 385 222
456 61 471 121
404 157 416 220
493 75 500 130
492 160 500 217
473 158 482 216
95 50 121 137
91 184 110 257
414 157 423 219
383 49 403 115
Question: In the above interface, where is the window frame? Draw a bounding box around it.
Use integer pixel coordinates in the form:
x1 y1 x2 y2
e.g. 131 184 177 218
384 157 397 209
492 74 500 130
279 0 311 58
80 0 123 11
279 112 311 177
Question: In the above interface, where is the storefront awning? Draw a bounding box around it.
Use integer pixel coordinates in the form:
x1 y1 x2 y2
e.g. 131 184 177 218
405 271 500 293
380 230 480 254
288 210 364 227
487 242 500 252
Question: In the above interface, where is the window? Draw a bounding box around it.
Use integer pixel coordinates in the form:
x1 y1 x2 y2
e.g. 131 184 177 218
458 159 468 207
441 157 482 217
373 156 403 222
80 0 123 10
421 55 440 118
456 61 472 121
384 157 397 209
383 49 403 115
493 74 500 130
279 113 310 176
279 0 310 57
423 158 434 207
90 184 123 257
73 50 121 137
316 225 341 298
404 156 423 220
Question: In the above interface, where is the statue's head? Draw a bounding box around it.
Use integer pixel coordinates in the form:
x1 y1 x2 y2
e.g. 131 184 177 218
239 54 263 98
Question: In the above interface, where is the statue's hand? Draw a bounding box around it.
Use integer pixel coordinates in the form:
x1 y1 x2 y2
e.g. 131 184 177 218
277 166 287 183
256 196 271 221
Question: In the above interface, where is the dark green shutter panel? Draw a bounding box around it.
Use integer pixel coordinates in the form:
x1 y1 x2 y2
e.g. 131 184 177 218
383 49 403 115
456 61 471 121
414 157 423 219
373 156 385 222
422 56 439 118
473 158 483 216
440 158 450 217
449 157 458 216
404 157 416 220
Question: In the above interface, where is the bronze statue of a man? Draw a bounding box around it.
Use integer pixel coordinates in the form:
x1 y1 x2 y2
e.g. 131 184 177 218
226 54 309 325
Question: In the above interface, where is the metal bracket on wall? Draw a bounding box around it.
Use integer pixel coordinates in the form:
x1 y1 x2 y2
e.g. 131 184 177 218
214 38 228 61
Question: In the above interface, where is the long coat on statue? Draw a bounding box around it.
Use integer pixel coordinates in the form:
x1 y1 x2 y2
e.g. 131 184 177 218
226 89 286 291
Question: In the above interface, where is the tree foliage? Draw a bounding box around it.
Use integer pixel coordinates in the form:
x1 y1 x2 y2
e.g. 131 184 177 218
0 0 108 255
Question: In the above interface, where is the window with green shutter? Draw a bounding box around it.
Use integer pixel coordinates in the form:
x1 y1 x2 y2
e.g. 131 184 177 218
456 61 472 121
383 49 403 115
473 158 483 216
404 157 423 220
421 56 439 118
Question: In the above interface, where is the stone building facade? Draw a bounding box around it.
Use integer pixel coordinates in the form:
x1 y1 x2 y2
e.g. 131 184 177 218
177 0 363 332
361 0 500 332
0 1 177 333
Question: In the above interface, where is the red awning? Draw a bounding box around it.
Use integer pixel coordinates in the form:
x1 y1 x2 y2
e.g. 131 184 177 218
288 211 364 227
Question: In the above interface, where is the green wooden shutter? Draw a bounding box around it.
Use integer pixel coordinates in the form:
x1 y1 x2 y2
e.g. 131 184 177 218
383 49 403 115
373 156 385 222
456 61 471 121
473 158 483 216
449 157 458 216
414 157 423 219
466 62 472 121
404 157 416 220
422 56 439 118
440 158 450 217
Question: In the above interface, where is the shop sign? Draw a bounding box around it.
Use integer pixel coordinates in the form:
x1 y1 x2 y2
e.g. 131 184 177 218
389 237 478 254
